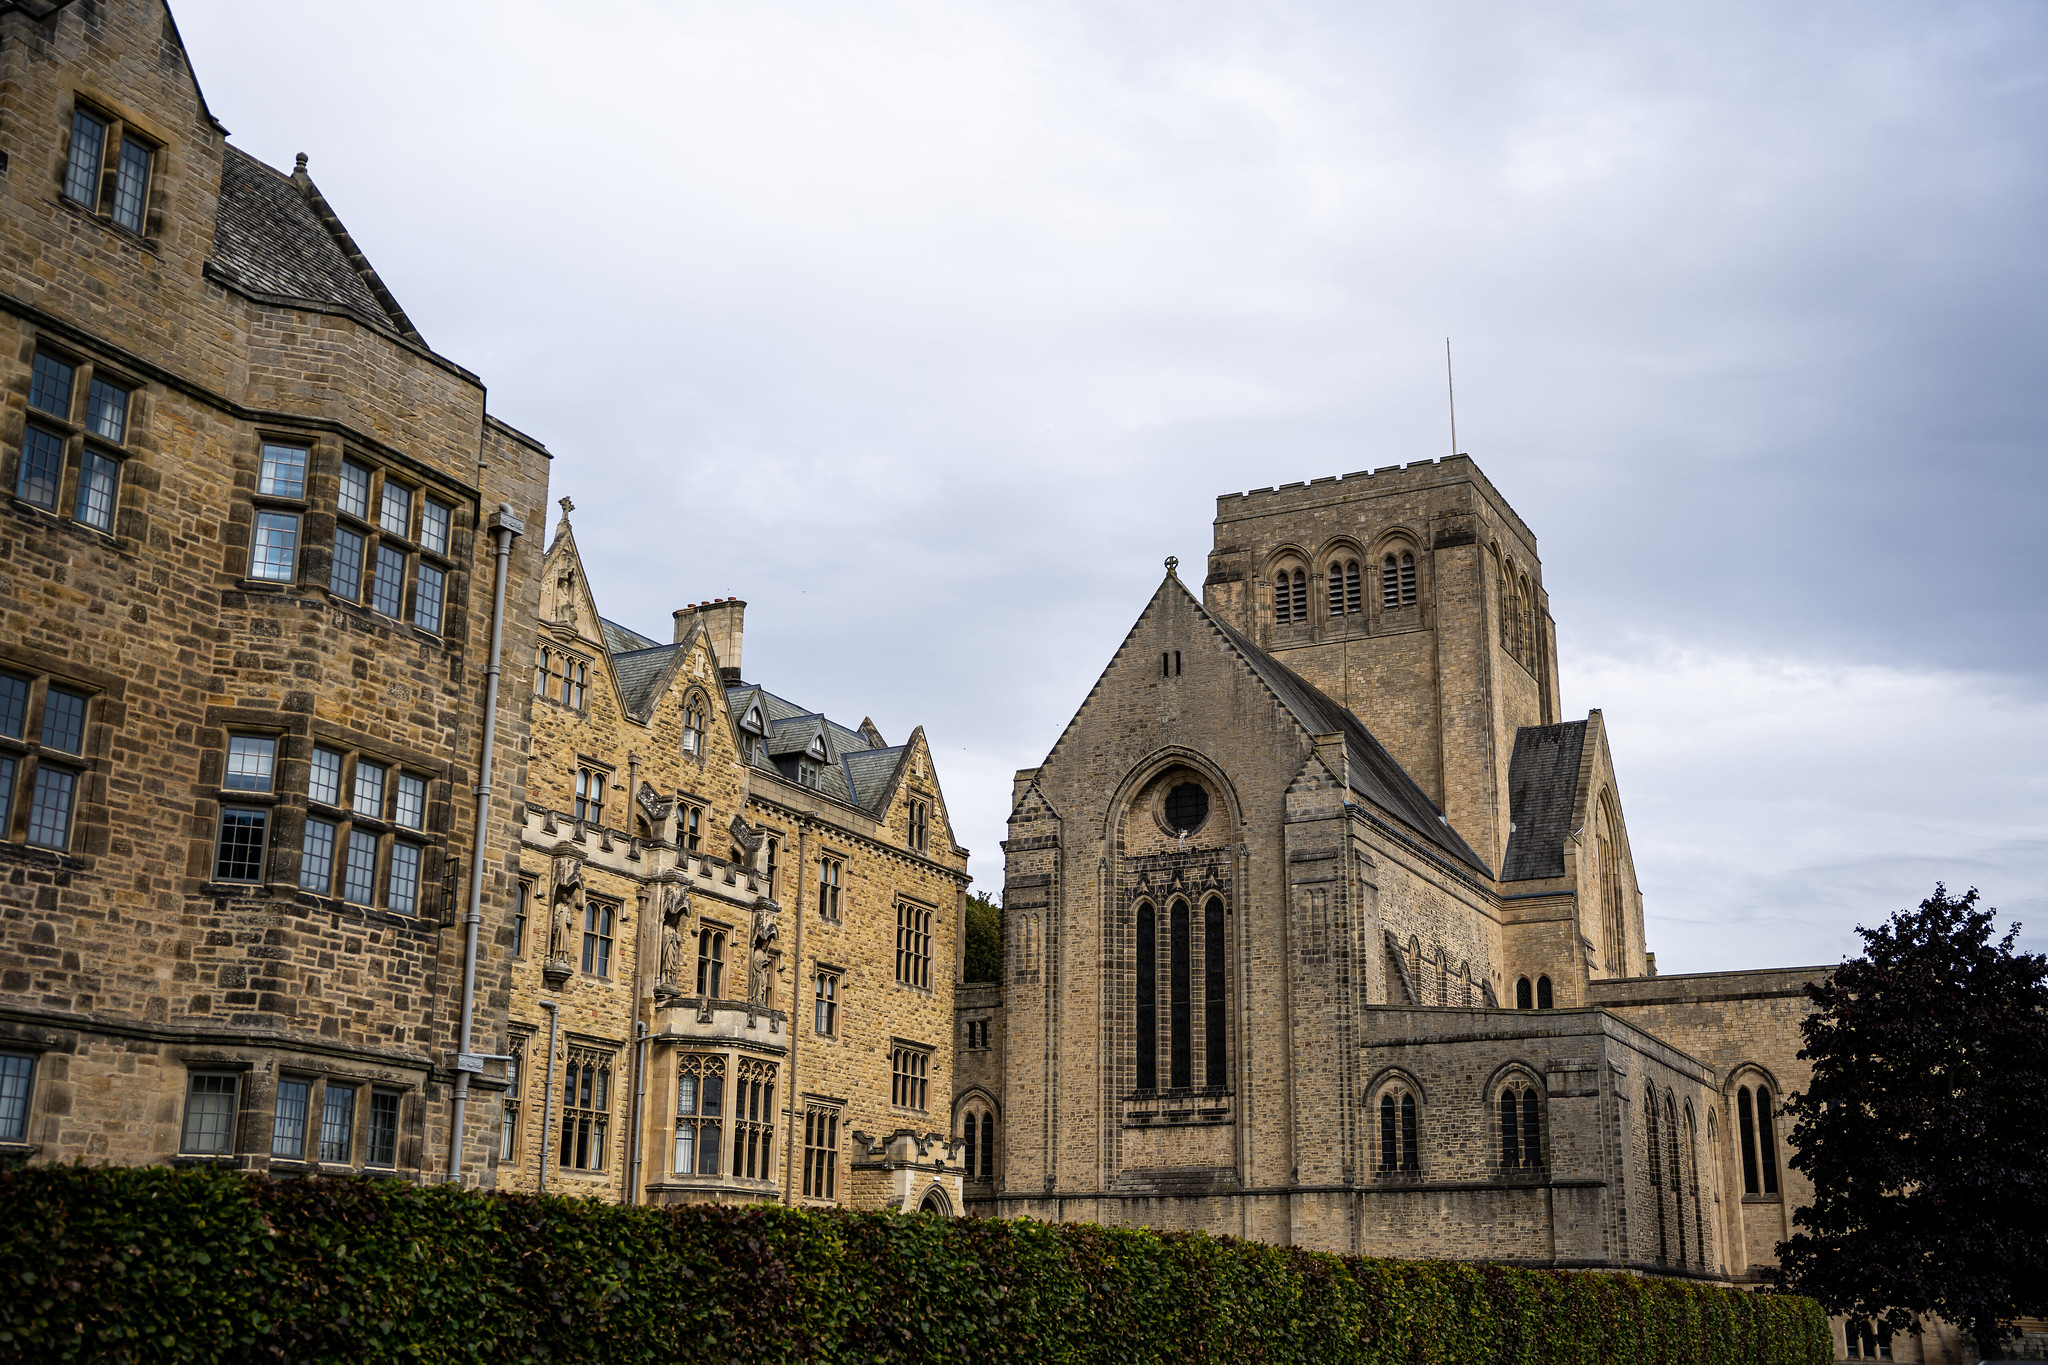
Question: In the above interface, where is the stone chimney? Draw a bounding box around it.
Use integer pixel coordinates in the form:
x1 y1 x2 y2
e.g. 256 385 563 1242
674 598 746 683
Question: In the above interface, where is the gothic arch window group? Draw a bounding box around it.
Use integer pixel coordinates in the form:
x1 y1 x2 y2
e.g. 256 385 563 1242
958 1097 998 1182
1327 557 1362 617
1132 893 1228 1094
1492 546 1540 673
1381 550 1417 608
1735 1077 1781 1197
1499 1080 1544 1170
1643 1083 1709 1269
1377 1081 1420 1174
1515 974 1553 1010
1273 566 1308 624
1595 793 1627 975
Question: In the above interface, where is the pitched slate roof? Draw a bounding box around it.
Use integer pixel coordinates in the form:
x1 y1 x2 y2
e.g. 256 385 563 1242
611 644 679 716
1207 614 1491 877
602 617 661 655
722 681 909 818
1500 721 1588 882
209 146 420 340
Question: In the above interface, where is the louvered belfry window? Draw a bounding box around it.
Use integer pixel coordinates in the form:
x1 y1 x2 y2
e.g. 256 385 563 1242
1274 568 1307 623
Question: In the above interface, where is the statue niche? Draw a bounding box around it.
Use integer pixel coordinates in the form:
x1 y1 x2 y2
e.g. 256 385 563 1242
748 898 783 1011
544 854 582 987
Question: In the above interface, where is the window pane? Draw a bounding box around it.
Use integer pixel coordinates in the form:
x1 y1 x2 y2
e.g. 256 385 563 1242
353 760 386 817
64 110 105 207
379 481 412 536
367 1089 399 1166
0 755 14 835
338 460 372 519
0 674 29 739
388 842 421 915
16 426 66 511
272 1078 310 1158
413 564 445 634
394 773 426 830
74 448 119 530
300 817 337 894
224 735 277 791
213 807 268 882
112 137 151 232
86 377 129 443
181 1074 237 1154
29 351 75 418
320 1085 356 1163
370 544 406 616
329 526 365 600
249 511 300 581
420 499 451 555
25 766 77 850
342 829 378 904
258 445 308 499
309 746 344 806
0 1053 34 1143
41 688 88 752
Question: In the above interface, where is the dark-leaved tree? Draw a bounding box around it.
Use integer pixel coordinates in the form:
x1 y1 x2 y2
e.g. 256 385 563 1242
964 892 1002 982
1773 885 2048 1353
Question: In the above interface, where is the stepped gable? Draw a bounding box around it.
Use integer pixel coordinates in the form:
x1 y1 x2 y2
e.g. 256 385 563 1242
1500 721 1589 881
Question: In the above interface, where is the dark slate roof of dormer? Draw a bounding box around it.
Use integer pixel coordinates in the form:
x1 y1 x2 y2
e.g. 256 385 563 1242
209 146 421 341
602 616 661 655
1208 614 1491 877
720 680 908 818
1500 721 1588 882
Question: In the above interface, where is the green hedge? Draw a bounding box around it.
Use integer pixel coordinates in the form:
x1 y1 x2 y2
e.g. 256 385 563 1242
0 1164 1830 1364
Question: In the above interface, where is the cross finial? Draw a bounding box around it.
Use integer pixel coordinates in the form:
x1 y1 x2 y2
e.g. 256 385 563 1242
558 495 574 522
1164 555 1179 577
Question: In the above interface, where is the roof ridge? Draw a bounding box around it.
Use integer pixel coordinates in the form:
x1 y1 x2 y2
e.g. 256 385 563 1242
284 154 422 343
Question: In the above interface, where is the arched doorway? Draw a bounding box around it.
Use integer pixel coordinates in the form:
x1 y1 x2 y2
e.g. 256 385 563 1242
918 1185 953 1216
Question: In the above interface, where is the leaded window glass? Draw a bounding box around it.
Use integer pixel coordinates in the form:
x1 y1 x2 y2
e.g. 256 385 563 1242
0 1053 34 1143
394 773 427 831
258 444 308 499
414 564 445 633
73 448 118 530
249 511 300 581
370 544 406 616
25 766 76 850
225 735 276 791
419 499 451 555
379 480 412 536
387 842 421 915
272 1078 311 1158
352 760 386 818
213 807 268 882
320 1085 356 1163
338 460 372 519
309 747 344 807
63 110 105 207
331 526 365 599
86 377 129 442
300 817 337 894
41 688 87 753
112 136 152 233
16 426 65 511
342 829 378 905
181 1073 237 1154
367 1089 400 1167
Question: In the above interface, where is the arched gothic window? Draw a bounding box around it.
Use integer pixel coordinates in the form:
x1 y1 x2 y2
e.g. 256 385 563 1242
1499 1084 1542 1168
1536 975 1553 1009
1646 1082 1668 1263
1686 1106 1706 1268
1382 551 1417 608
533 645 551 697
1203 896 1226 1089
961 1105 997 1181
1327 560 1362 616
1135 902 1157 1092
682 696 706 756
1379 1086 1420 1172
1435 948 1449 1006
1667 1095 1688 1266
1274 568 1307 624
1168 898 1192 1091
1515 976 1533 1009
1736 1082 1781 1195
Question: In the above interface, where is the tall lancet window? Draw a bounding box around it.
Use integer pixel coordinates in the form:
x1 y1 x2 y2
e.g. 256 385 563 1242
1135 902 1157 1092
1204 896 1226 1088
1169 898 1192 1091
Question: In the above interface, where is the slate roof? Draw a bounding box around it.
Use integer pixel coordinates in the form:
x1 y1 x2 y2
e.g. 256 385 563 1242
724 682 909 819
209 146 419 340
602 617 661 655
1208 615 1492 877
1500 721 1588 882
611 644 678 716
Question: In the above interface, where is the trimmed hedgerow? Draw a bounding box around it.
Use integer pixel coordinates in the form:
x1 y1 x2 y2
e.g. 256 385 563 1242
0 1163 1830 1364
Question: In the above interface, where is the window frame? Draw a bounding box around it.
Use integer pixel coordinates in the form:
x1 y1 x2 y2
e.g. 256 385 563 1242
695 926 727 998
179 1071 242 1156
894 899 933 990
801 1102 840 1201
558 1046 614 1174
890 1042 932 1113
582 898 617 978
813 969 840 1037
673 1053 725 1177
0 1050 39 1144
11 342 139 539
61 100 158 239
0 671 97 854
816 855 843 920
291 735 443 916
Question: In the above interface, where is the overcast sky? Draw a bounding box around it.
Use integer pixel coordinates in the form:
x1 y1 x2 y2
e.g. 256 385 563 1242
176 0 2047 972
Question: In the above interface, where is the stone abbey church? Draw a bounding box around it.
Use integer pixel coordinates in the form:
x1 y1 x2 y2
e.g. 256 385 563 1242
961 458 1835 1295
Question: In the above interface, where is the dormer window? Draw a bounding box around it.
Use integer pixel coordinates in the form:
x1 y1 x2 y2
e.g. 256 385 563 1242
742 705 763 733
64 105 155 236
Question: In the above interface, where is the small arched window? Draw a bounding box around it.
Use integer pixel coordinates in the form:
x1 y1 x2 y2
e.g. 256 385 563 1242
682 699 706 756
1536 975 1553 1009
533 645 551 697
1381 551 1418 608
1515 976 1532 1010
1135 902 1157 1092
961 1106 997 1181
1273 567 1307 624
1327 560 1362 616
1379 1087 1420 1173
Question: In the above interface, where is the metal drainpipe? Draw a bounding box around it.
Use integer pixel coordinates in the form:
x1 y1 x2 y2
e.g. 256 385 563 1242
538 999 560 1194
782 820 808 1206
447 504 524 1186
628 1020 648 1205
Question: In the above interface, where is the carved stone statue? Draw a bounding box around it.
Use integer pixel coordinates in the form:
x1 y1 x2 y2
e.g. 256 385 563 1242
549 855 583 963
748 899 782 1009
657 881 690 994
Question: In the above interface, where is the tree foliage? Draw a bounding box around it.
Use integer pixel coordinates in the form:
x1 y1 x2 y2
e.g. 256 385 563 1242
1773 884 2048 1351
0 1162 1831 1364
964 891 1002 982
